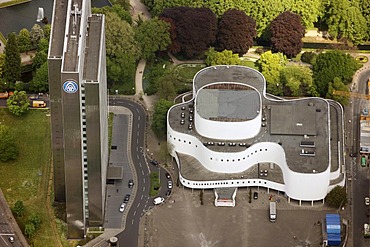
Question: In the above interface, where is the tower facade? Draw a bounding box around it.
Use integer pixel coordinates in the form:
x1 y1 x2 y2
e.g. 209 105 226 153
48 0 108 238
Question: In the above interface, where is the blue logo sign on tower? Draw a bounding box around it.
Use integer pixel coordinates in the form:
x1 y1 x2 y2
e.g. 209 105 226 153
63 80 78 94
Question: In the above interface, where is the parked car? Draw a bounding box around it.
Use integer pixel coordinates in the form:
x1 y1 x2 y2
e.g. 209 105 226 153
165 172 171 179
119 203 126 213
365 197 370 206
128 179 134 188
253 192 258 200
124 194 130 203
150 159 159 166
8 236 14 243
166 190 171 196
28 94 39 100
167 181 173 189
153 196 165 205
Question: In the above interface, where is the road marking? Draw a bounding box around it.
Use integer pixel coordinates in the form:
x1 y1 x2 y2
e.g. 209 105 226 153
141 195 143 199
137 202 141 208
141 170 144 175
137 131 139 136
133 211 136 216
137 154 140 159
128 103 133 106
131 219 134 225
142 186 145 192
136 108 139 113
143 178 145 183
139 163 142 168
138 116 140 120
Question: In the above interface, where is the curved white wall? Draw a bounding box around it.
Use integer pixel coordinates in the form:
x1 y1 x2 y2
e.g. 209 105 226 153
168 126 331 201
195 112 262 140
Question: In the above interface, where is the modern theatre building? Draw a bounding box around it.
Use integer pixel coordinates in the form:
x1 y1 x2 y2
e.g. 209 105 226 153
167 65 345 206
48 0 108 238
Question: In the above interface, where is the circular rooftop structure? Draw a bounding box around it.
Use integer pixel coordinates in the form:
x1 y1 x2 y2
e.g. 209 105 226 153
196 83 261 122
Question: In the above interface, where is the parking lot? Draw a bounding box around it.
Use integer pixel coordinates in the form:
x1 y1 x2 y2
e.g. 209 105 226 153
140 187 340 247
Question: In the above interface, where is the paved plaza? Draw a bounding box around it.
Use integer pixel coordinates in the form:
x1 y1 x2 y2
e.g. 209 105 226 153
140 187 341 247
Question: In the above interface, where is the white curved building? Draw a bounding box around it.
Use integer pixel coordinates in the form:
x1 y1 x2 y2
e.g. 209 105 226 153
167 65 345 205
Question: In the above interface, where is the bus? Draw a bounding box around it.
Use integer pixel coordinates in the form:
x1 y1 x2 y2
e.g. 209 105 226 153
361 156 366 167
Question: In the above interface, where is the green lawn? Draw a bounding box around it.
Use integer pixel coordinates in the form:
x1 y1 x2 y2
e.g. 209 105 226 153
0 108 63 246
175 63 206 82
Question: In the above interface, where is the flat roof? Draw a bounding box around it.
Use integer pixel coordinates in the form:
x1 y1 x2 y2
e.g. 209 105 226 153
270 104 316 135
197 84 260 121
168 66 344 178
49 0 69 57
83 15 103 81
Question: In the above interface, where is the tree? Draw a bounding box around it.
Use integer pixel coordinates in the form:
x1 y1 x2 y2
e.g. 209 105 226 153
2 32 21 85
313 50 361 96
205 0 235 17
13 200 24 217
24 223 36 238
92 4 132 24
289 0 321 29
235 0 288 38
217 9 256 55
300 52 317 65
135 17 171 61
17 28 31 53
6 90 30 116
30 24 44 49
205 47 240 66
280 66 317 97
255 51 287 95
326 0 368 45
325 185 347 208
32 50 47 71
30 62 49 92
0 125 18 162
326 77 349 106
160 7 217 58
101 11 141 86
37 38 49 52
28 214 42 230
157 71 177 100
270 11 305 58
152 99 173 137
42 24 51 41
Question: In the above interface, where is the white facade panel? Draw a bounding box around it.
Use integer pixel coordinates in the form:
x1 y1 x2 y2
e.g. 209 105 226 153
195 112 262 140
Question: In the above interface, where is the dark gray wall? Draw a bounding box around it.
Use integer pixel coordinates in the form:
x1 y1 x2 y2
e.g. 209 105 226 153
61 73 84 239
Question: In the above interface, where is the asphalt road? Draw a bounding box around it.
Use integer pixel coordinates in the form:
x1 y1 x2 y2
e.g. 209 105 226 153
350 70 370 247
108 97 172 247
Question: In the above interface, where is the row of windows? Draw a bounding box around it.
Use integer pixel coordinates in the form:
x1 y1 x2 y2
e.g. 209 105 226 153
184 179 268 186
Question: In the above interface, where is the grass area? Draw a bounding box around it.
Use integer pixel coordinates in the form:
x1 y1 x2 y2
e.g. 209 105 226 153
0 109 62 246
0 0 30 8
174 64 206 82
0 32 6 44
149 172 160 197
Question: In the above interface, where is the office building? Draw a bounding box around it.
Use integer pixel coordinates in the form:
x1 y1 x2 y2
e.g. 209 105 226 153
48 0 108 238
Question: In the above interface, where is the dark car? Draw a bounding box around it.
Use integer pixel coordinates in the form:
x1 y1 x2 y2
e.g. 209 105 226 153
150 159 159 166
253 192 258 200
166 190 171 196
124 194 130 203
165 172 171 179
128 179 134 188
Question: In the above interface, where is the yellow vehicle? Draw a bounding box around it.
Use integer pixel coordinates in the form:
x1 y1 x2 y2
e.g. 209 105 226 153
32 100 46 108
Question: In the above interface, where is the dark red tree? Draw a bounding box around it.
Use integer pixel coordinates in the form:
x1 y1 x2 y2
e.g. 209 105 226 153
159 17 180 54
270 11 305 58
160 7 217 58
217 9 256 55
